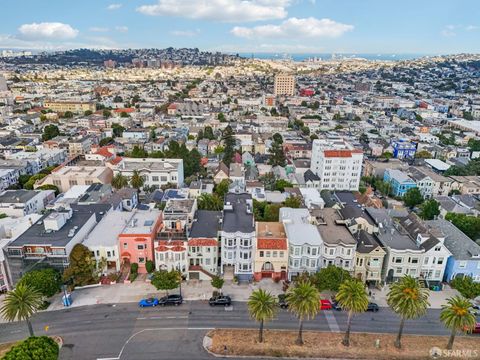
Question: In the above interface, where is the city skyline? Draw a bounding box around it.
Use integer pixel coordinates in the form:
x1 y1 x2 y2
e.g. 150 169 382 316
0 0 479 54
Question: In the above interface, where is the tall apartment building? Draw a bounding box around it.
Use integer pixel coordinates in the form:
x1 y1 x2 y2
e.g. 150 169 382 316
310 139 363 191
274 74 295 97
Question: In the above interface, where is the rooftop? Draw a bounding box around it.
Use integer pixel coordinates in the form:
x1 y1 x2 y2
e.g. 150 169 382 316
0 190 40 204
120 208 161 235
189 210 221 238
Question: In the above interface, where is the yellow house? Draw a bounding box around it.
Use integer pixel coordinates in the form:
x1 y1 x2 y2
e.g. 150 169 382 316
254 222 288 281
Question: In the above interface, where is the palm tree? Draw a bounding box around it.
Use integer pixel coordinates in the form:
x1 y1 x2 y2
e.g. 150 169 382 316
111 173 129 190
286 280 319 345
248 289 277 343
0 284 43 337
440 296 476 350
130 170 144 192
336 279 369 347
387 275 430 348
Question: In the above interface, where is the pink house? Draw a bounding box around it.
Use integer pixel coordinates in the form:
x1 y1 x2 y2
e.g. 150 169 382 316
118 209 163 274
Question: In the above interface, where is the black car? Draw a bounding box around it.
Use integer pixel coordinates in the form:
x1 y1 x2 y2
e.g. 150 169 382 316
331 301 342 311
278 294 288 309
209 295 232 306
158 294 183 306
366 302 379 312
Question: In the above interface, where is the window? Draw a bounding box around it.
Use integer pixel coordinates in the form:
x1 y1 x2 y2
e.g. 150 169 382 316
423 257 429 265
123 243 128 249
152 176 159 182
409 268 417 276
69 180 78 186
279 251 284 258
294 247 300 256
394 257 402 264
311 248 317 256
273 251 278 257
259 251 264 257
160 176 168 182
434 246 441 252
137 244 144 250
459 261 467 269
112 250 115 256
410 257 419 264
53 180 61 186
96 250 100 256
107 251 111 257
329 248 334 255
85 180 93 185
293 260 299 268
138 257 145 263
346 249 351 256
434 270 441 278
158 253 164 261
266 251 271 257
395 268 402 274
205 259 210 265
437 257 444 265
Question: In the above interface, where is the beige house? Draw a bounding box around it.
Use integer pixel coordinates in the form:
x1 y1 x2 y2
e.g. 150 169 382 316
354 230 386 285
35 165 113 193
213 162 229 184
253 222 288 281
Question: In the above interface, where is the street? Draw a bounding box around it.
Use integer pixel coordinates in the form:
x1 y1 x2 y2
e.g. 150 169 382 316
0 301 462 360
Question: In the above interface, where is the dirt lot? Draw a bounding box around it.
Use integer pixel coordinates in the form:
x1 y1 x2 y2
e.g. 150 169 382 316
208 329 480 359
0 341 19 358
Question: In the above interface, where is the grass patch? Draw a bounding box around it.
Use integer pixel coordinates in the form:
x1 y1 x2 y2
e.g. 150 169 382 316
208 329 480 359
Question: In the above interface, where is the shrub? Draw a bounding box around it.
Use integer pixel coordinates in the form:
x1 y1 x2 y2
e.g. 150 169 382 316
3 336 59 360
145 260 154 274
130 263 139 274
129 272 138 282
107 272 120 282
18 268 62 297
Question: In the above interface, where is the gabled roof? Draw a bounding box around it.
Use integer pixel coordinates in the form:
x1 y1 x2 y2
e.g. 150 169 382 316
304 169 320 182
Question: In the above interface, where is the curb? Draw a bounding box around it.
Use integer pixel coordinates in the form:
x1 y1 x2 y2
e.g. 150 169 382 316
201 330 365 360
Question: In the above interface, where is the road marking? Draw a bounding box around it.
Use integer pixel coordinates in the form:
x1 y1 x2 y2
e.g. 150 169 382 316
97 327 214 360
136 316 189 320
324 311 340 332
136 317 146 320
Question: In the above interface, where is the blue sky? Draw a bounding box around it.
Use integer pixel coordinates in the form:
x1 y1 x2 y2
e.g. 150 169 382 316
0 0 479 54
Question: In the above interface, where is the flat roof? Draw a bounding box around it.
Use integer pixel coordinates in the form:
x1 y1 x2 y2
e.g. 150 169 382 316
120 209 161 235
8 204 111 247
84 211 136 247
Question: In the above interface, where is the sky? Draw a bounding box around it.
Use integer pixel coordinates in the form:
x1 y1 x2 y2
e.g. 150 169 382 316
0 0 479 54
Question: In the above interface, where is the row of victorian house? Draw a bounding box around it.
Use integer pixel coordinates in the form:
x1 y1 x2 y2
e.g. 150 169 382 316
3 190 480 289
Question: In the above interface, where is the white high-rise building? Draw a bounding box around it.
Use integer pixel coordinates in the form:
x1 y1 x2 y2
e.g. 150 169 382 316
310 139 363 191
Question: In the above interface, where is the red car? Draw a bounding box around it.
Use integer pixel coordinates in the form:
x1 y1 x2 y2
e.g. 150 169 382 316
319 299 332 310
472 323 480 334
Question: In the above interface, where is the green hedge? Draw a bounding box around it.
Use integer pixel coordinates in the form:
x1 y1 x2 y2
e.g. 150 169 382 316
3 336 59 360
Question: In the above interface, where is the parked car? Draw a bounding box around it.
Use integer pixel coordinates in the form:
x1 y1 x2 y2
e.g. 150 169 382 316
331 301 342 311
158 294 183 306
138 297 159 307
319 299 332 310
209 295 232 306
278 294 288 309
366 302 379 312
472 323 480 334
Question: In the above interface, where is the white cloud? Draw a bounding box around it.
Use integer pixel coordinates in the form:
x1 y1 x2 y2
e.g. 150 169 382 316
89 27 110 32
107 3 122 10
136 0 290 22
115 26 129 32
18 22 79 40
231 17 353 39
466 25 478 31
170 29 200 37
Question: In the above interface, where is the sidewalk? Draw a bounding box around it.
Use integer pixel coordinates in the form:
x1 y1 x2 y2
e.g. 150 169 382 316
368 284 460 309
47 278 284 311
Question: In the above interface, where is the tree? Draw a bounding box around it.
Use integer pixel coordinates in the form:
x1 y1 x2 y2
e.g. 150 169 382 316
145 260 155 274
217 112 226 122
272 133 283 144
440 296 476 350
111 173 129 190
214 179 230 198
269 139 286 167
445 213 480 240
248 289 277 343
129 145 148 158
63 111 74 118
222 125 236 167
84 110 93 116
419 199 440 220
204 126 215 140
387 275 430 348
415 150 432 159
211 276 224 293
275 179 293 192
198 193 223 211
284 195 302 208
3 336 59 360
381 151 393 160
0 284 43 337
403 187 423 208
99 137 113 146
63 243 97 287
42 124 60 141
37 184 60 196
111 123 125 137
120 111 130 118
18 268 61 298
130 170 145 192
286 281 319 345
335 279 369 346
450 276 480 299
103 109 112 118
151 270 181 295
311 266 352 292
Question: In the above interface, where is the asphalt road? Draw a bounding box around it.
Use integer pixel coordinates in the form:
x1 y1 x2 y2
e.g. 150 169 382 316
0 301 458 360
